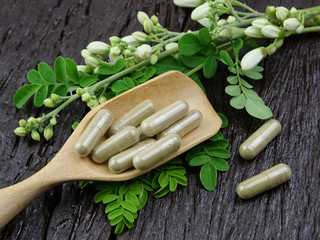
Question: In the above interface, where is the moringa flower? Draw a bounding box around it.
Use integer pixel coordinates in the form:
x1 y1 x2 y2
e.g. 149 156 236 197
86 41 110 54
122 35 139 47
191 2 210 20
275 7 289 21
197 18 212 28
136 44 152 60
283 18 300 31
261 25 284 38
245 26 264 38
173 0 203 8
251 19 271 29
240 47 267 71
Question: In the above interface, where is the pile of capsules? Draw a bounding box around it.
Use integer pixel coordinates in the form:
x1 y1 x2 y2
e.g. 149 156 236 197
236 119 292 199
74 99 202 173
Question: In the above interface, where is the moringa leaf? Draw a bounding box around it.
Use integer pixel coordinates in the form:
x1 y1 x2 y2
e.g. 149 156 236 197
200 162 217 191
14 84 39 108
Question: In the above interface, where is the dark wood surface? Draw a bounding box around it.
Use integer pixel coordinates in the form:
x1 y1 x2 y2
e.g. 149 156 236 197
0 0 319 239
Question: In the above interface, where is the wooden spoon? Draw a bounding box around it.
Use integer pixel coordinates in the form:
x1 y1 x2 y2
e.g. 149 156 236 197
0 71 221 228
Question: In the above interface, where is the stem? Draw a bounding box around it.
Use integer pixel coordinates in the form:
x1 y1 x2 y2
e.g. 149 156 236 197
299 26 320 33
216 42 231 49
225 1 241 21
233 1 259 13
185 64 204 77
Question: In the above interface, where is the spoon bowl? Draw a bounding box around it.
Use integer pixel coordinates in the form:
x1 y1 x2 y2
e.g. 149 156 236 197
0 71 221 228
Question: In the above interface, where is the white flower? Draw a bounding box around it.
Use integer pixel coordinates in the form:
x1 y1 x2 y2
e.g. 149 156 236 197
227 16 236 24
136 44 152 60
86 41 110 54
245 26 264 38
289 7 298 14
143 19 154 33
81 49 91 58
165 43 178 51
77 65 93 73
197 18 212 28
85 56 99 68
261 25 283 38
173 0 203 8
122 35 139 47
283 18 300 31
217 19 227 26
191 2 210 20
251 19 271 29
110 46 121 56
240 47 267 71
137 11 149 25
275 7 289 21
132 31 148 42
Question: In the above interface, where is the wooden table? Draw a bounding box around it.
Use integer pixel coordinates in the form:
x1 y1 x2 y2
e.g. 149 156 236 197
0 0 319 239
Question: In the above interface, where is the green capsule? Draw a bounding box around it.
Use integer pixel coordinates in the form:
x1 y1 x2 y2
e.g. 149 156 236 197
108 138 156 173
237 163 291 199
108 99 157 136
239 119 282 160
156 109 202 139
140 100 189 137
92 126 140 163
74 109 113 157
133 133 181 170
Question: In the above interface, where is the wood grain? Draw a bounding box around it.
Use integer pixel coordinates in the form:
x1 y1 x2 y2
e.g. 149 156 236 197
0 0 319 239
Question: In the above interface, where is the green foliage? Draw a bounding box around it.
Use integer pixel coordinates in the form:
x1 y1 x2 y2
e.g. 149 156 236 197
185 113 230 191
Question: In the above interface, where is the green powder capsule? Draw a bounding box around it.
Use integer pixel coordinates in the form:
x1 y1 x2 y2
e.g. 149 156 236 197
74 109 113 157
156 109 202 139
239 119 282 160
140 100 189 137
133 133 181 170
108 99 156 136
91 126 140 163
108 138 156 173
237 163 292 199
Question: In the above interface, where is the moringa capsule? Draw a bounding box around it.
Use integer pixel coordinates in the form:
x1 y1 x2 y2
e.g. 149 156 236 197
156 109 202 139
239 119 282 160
108 99 156 135
108 138 156 173
133 133 181 170
74 109 113 157
237 163 292 199
92 126 140 163
140 100 189 137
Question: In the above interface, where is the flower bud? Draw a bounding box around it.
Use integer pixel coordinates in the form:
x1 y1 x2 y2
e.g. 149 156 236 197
110 46 121 56
240 47 267 71
197 18 212 28
227 16 236 24
143 19 154 33
109 36 121 46
38 126 44 134
165 42 178 51
81 93 91 102
76 88 85 96
87 99 98 108
28 117 37 126
217 19 227 26
87 41 111 54
261 25 284 38
137 11 149 25
275 7 289 21
36 118 43 124
19 119 27 127
85 56 99 67
274 38 284 48
98 95 107 104
31 130 40 141
283 18 300 31
109 55 123 64
132 31 148 43
136 44 152 60
267 46 277 55
77 65 93 73
44 126 53 141
123 49 132 58
14 127 27 137
81 49 91 58
50 94 59 102
191 2 210 20
122 35 139 47
251 19 271 29
173 0 202 8
151 15 159 25
150 54 158 64
295 24 304 34
265 6 276 19
50 117 57 125
126 60 135 68
289 7 298 15
245 26 264 38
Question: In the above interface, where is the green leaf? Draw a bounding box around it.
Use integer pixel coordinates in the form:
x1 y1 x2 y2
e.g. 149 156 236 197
38 62 55 84
123 210 135 223
209 131 223 141
80 75 98 87
123 77 135 88
98 64 116 75
122 200 138 213
203 56 217 78
114 220 125 235
103 194 119 204
108 208 124 220
227 76 238 84
125 192 140 207
230 94 246 109
178 33 203 56
219 50 234 67
218 113 228 128
232 39 243 51
34 85 48 107
209 157 229 171
180 55 207 68
105 202 122 213
27 70 46 85
52 84 68 97
200 162 217 191
54 57 67 83
225 85 241 96
111 80 129 93
114 59 126 72
159 174 170 188
245 99 273 119
72 122 79 130
65 58 79 83
205 147 231 159
198 28 212 46
153 185 170 198
14 84 39 108
204 139 229 149
131 71 144 79
242 70 263 80
189 155 210 166
110 215 123 226
169 178 178 191
252 66 264 72
144 66 156 79
173 175 188 186
154 56 185 75
94 190 112 203
242 88 264 103
106 91 116 100
123 217 134 229
158 172 166 185
239 78 253 88
138 189 148 210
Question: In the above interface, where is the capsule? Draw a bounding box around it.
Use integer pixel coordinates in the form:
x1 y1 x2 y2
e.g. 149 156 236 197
156 109 202 139
108 99 156 136
108 138 156 173
91 126 140 163
74 109 113 157
237 163 291 199
133 133 181 170
239 119 282 160
140 100 189 137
